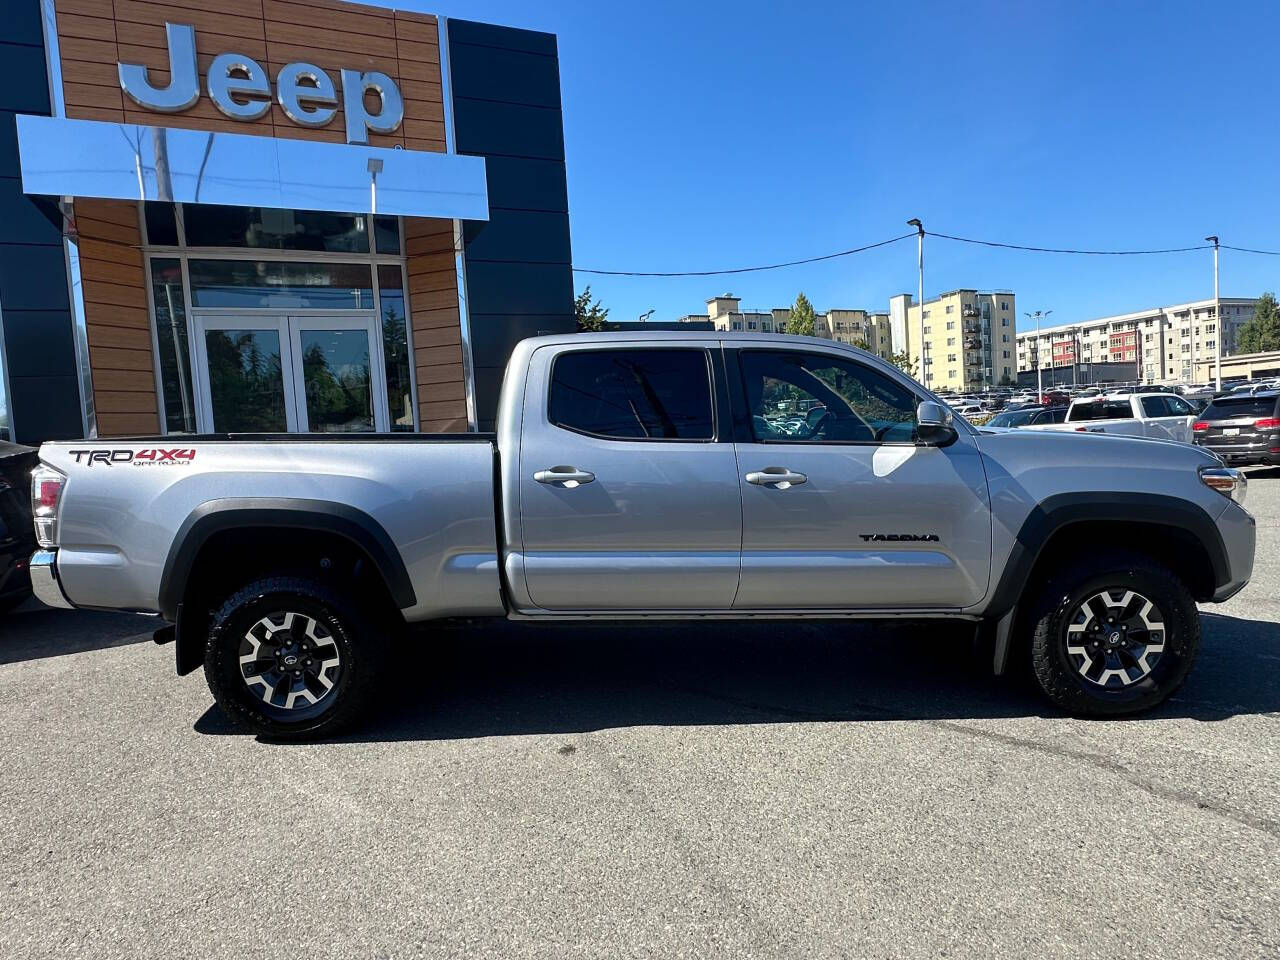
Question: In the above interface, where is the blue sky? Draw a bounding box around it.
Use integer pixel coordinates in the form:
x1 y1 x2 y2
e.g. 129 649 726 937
418 0 1280 331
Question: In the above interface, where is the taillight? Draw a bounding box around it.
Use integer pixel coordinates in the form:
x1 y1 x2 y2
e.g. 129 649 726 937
1192 421 1209 432
1255 417 1280 429
31 465 66 548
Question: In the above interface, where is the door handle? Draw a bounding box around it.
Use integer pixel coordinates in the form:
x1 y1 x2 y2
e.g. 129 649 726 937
534 466 596 486
745 467 807 487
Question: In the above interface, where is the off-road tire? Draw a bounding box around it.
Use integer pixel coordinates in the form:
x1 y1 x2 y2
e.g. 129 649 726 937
204 576 386 740
1029 552 1200 717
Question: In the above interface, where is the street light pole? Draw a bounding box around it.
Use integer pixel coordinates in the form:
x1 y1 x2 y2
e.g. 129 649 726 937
1206 235 1220 390
1025 309 1052 396
908 219 924 385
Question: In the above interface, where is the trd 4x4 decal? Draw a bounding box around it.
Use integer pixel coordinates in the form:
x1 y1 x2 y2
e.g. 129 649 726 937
68 449 196 467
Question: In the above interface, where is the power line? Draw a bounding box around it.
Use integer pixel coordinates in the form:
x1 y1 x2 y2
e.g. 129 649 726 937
571 233 915 277
1221 244 1280 256
929 232 1212 255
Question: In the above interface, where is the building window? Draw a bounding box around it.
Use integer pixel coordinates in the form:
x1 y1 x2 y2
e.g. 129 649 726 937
377 265 414 431
149 257 197 434
946 305 954 314
1002 334 1009 342
947 337 955 346
948 369 956 379
748 321 757 330
1000 301 1009 310
946 321 955 330
1002 350 1010 358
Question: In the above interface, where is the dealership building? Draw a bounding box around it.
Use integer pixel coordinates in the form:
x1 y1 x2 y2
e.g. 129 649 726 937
0 0 573 443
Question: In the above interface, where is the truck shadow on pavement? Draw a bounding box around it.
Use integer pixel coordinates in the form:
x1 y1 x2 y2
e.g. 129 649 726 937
0 601 154 665
191 611 1280 740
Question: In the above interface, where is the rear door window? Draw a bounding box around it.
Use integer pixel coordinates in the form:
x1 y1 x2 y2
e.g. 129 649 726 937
1068 401 1134 421
548 349 715 440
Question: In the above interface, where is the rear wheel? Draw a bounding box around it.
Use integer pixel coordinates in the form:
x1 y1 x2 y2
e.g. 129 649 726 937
204 576 386 739
1029 554 1199 716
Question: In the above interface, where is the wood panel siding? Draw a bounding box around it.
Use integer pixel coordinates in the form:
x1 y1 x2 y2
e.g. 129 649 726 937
404 218 467 432
56 0 446 149
73 199 161 437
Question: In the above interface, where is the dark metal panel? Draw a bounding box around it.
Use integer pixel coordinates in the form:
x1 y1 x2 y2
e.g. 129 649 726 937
0 42 51 114
0 244 70 311
468 314 575 373
446 19 558 57
0 308 76 378
0 113 22 179
481 156 568 213
464 261 575 317
3 1 43 46
463 209 571 266
0 177 62 245
452 99 565 162
8 374 83 444
450 43 562 109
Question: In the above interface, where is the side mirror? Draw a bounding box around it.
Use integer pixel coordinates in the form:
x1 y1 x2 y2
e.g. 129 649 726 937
916 400 956 445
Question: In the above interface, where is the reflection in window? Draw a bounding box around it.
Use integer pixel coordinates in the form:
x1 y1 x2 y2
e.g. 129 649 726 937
373 216 401 255
183 205 371 252
0 312 9 441
204 329 288 432
150 258 197 433
377 265 414 431
742 351 918 443
190 260 374 309
144 202 179 246
549 349 714 440
298 329 374 433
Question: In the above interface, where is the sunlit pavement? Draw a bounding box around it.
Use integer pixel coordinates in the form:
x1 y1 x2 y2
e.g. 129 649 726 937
2 477 1278 959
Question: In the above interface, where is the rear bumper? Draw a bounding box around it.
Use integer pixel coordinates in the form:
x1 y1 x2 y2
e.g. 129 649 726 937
1196 438 1279 466
29 550 73 609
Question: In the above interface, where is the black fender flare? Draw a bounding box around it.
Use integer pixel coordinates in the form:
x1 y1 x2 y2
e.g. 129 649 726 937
159 497 417 622
985 492 1228 674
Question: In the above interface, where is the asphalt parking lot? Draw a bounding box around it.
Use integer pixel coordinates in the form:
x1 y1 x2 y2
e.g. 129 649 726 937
2 475 1278 959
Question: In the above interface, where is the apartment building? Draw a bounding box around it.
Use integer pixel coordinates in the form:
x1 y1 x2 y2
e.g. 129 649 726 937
1015 298 1258 384
680 296 894 358
887 290 1017 392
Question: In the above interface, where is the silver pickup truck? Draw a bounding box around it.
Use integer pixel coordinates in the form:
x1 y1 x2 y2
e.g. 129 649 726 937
29 333 1255 738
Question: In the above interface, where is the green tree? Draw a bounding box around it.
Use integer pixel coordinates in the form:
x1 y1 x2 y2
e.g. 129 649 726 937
887 350 917 378
999 372 1016 386
1236 292 1280 354
787 292 817 336
575 286 610 332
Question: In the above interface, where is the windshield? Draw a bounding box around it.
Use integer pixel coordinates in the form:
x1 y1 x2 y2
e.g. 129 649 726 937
988 409 1037 427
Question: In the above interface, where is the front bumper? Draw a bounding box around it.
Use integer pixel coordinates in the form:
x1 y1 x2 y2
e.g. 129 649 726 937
29 550 73 609
1210 501 1256 602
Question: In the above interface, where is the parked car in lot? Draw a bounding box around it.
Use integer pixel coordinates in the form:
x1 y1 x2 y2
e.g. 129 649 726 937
0 442 38 614
984 406 1068 429
1030 393 1198 442
1192 392 1280 466
28 333 1254 737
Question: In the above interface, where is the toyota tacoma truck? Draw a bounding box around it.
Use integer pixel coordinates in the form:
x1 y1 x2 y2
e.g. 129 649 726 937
28 333 1255 738
1028 393 1198 442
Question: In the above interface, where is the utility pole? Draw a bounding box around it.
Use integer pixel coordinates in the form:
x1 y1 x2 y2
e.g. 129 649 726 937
908 219 925 385
1025 310 1052 396
1206 235 1220 389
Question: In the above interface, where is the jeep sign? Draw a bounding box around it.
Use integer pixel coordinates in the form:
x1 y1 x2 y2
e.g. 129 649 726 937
118 22 405 145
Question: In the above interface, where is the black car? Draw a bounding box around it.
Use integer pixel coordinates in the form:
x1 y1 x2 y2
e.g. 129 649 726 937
0 442 37 614
985 405 1068 428
1192 392 1280 466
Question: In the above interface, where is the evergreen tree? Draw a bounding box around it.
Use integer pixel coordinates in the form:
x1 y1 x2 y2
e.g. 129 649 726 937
787 292 817 336
1236 292 1280 354
575 287 610 332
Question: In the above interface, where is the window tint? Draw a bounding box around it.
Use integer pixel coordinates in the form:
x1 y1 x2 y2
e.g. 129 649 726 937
740 351 917 443
1068 401 1134 421
549 349 714 440
1202 397 1277 420
1141 396 1169 417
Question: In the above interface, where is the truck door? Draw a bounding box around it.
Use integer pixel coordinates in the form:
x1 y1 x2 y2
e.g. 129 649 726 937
1140 396 1191 442
728 347 991 610
516 343 743 611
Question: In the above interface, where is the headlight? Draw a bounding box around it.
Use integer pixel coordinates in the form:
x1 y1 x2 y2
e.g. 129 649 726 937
1199 466 1247 506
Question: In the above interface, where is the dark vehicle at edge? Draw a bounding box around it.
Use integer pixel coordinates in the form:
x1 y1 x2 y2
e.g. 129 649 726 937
985 405 1068 428
1192 392 1280 466
0 442 38 614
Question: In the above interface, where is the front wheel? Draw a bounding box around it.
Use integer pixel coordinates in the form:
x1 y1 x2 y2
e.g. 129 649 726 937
1028 554 1200 717
204 576 386 739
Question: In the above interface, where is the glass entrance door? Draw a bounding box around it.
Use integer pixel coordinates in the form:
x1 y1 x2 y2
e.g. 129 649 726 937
193 315 387 433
